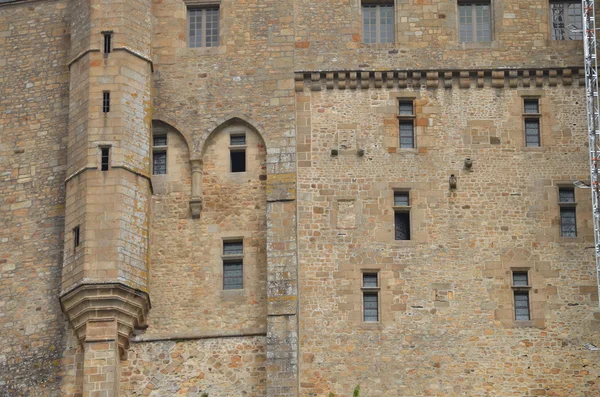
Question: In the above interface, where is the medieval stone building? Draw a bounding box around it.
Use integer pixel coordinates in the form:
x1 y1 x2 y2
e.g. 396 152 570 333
1 0 600 395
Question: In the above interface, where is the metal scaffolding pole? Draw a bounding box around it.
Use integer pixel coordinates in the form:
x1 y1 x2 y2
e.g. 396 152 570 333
582 0 600 308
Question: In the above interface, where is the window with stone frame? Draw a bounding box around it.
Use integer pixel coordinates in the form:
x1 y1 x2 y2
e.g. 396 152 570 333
523 98 541 147
550 1 583 40
398 100 415 148
559 187 577 237
393 191 411 240
362 272 380 322
512 271 531 321
458 0 491 42
152 134 167 175
223 240 244 290
188 4 220 48
362 1 394 44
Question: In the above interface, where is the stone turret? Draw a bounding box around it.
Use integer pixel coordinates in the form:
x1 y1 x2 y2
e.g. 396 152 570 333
60 0 153 393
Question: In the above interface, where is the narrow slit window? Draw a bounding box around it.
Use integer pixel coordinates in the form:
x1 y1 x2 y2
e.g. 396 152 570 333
73 226 80 250
523 98 541 147
559 187 577 237
152 134 167 175
102 92 110 113
398 100 415 148
394 192 411 240
362 273 379 322
223 240 243 290
103 32 112 54
512 271 531 321
101 147 110 171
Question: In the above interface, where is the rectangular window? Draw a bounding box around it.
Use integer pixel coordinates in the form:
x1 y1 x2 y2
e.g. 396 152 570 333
512 271 530 321
189 7 220 48
102 92 110 113
397 100 415 148
103 32 112 54
523 98 541 147
458 2 491 42
152 135 167 175
73 226 80 250
223 240 243 290
559 187 577 237
230 151 246 173
101 147 110 171
393 192 411 240
362 3 394 44
362 273 379 322
230 134 246 146
550 1 583 40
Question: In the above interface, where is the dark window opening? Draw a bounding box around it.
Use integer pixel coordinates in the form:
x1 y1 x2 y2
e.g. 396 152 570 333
102 92 110 113
73 226 80 250
153 135 167 147
103 32 112 54
231 150 246 173
514 291 531 321
363 293 379 322
395 212 410 240
101 147 110 171
223 241 243 256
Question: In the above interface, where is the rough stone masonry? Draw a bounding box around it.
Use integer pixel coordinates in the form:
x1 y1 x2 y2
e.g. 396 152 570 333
0 0 599 396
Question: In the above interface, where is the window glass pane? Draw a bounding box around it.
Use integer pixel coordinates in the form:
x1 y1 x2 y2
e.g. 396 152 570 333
153 135 167 147
395 211 410 240
399 101 413 115
459 5 473 42
363 293 378 322
525 119 540 147
224 261 243 290
524 99 539 114
189 9 203 48
380 5 394 43
223 241 243 256
514 291 530 320
206 8 219 47
363 6 377 44
559 188 575 203
363 274 378 288
560 207 577 236
394 192 409 207
399 121 414 148
566 3 583 39
512 272 528 286
230 134 246 146
153 151 167 175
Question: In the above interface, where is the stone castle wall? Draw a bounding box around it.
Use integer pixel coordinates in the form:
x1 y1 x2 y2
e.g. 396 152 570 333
0 1 70 395
295 80 600 396
1 0 600 396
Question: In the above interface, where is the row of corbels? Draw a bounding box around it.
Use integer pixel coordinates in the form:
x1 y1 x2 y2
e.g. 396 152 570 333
294 68 583 92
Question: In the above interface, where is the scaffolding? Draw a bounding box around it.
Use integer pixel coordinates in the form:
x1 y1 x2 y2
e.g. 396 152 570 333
582 0 600 308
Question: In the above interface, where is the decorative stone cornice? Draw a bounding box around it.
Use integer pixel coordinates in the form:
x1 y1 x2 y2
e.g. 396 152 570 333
59 283 151 358
294 67 584 92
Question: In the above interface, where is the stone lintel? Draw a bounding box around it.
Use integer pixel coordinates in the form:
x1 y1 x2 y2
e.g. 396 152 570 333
59 283 151 358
